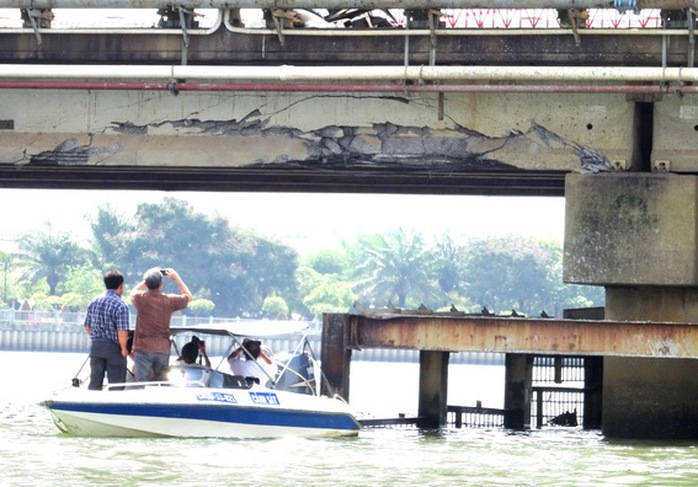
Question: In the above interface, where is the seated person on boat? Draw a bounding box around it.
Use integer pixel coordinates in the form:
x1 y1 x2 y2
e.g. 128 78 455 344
176 335 211 368
227 339 274 384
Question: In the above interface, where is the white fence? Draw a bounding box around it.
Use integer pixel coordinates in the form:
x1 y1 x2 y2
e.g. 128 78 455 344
0 309 503 364
0 308 231 328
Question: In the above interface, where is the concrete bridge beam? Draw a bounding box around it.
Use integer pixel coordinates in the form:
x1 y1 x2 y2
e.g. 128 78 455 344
0 88 635 176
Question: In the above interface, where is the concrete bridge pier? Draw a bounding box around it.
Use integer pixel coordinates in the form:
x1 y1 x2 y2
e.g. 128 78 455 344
565 173 698 439
417 350 450 428
503 354 533 430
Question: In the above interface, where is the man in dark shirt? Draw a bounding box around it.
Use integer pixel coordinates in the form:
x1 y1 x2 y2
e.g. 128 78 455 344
84 269 130 390
131 267 192 382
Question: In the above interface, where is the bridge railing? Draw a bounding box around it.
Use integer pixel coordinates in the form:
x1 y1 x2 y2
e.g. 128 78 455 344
0 8 665 31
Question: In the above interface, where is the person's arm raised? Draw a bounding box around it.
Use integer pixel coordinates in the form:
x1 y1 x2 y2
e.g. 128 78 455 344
163 268 193 302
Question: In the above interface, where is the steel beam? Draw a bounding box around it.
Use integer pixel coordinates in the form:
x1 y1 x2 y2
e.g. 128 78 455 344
0 166 567 196
0 29 687 68
350 314 698 358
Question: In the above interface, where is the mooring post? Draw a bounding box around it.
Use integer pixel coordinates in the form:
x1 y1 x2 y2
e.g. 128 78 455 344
417 350 449 428
321 313 353 401
503 353 533 429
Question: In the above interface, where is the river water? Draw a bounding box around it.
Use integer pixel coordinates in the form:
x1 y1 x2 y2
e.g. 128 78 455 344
2 351 697 486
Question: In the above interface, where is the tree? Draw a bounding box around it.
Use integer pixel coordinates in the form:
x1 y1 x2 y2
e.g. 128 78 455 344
188 298 215 316
261 295 289 319
297 250 356 319
462 236 604 316
303 277 355 319
305 249 347 275
90 197 300 318
352 229 444 309
62 264 104 301
89 204 134 269
16 230 86 296
60 292 87 311
0 251 13 306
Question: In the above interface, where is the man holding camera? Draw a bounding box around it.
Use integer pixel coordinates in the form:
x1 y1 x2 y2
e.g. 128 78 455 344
131 267 192 382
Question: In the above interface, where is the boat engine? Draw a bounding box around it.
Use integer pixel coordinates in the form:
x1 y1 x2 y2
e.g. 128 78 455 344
274 350 316 395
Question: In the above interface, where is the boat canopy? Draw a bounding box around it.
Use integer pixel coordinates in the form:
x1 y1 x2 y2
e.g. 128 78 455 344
170 321 311 338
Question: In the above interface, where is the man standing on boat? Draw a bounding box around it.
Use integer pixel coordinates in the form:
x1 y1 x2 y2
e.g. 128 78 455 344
130 267 192 382
84 269 130 390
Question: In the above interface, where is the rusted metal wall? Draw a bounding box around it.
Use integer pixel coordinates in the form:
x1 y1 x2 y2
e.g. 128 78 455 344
350 314 698 358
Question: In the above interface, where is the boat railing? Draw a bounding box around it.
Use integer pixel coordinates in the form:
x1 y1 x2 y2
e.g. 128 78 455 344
272 361 317 395
102 381 175 391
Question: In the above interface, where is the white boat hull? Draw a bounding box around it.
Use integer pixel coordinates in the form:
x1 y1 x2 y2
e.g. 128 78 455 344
45 385 361 439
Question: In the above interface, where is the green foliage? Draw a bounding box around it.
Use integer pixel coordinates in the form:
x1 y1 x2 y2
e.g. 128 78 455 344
88 197 300 318
352 229 446 309
4 198 604 320
463 236 553 314
302 276 355 319
189 298 215 316
16 230 87 295
261 295 289 319
63 264 104 301
60 292 88 311
305 249 347 275
89 204 134 269
0 251 17 305
32 294 62 311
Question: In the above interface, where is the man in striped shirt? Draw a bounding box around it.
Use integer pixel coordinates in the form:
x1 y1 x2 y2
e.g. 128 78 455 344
84 270 130 390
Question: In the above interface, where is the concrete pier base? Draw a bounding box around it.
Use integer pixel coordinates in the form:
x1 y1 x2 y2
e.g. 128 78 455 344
503 354 533 429
603 356 698 439
565 173 698 439
604 286 698 439
417 350 449 428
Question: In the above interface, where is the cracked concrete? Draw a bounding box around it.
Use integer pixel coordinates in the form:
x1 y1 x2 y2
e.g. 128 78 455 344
0 90 622 171
21 117 609 171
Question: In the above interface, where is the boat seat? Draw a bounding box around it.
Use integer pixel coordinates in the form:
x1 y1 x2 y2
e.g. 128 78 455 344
222 374 256 389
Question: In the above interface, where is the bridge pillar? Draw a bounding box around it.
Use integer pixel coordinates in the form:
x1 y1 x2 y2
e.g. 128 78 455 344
565 172 698 439
503 353 533 429
321 313 353 402
417 350 449 428
582 356 603 430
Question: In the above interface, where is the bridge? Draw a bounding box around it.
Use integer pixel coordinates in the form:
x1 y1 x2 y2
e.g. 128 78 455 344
3 1 698 439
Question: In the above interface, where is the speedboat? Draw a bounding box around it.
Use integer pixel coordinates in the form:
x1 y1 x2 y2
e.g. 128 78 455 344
44 321 361 438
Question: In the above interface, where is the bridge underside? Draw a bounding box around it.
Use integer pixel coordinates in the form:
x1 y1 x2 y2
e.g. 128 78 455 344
0 27 689 67
0 21 697 194
6 9 698 438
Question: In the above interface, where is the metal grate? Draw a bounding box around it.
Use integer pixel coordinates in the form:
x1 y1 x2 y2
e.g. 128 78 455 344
531 355 586 428
448 405 505 428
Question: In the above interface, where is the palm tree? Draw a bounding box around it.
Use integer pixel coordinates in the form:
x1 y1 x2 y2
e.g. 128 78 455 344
353 229 443 309
0 251 12 304
17 231 85 296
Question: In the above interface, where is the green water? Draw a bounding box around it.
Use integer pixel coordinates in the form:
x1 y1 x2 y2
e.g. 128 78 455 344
2 352 697 486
